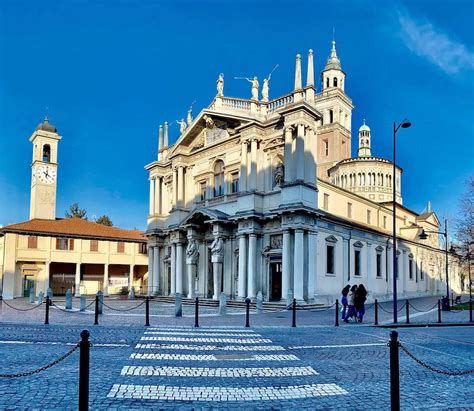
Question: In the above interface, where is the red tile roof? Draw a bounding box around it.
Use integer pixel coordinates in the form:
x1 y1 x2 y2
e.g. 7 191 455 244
1 218 146 242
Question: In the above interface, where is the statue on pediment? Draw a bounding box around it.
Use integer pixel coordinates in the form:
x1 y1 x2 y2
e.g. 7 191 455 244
204 115 215 129
210 237 224 263
176 119 187 134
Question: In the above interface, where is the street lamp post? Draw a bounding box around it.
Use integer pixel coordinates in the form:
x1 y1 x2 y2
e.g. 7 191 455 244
392 119 411 324
419 219 450 310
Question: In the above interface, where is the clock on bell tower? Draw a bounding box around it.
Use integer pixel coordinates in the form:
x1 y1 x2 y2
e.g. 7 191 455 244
29 116 61 220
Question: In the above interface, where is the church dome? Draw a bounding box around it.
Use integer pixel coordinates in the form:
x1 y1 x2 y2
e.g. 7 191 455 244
359 119 370 132
36 116 57 133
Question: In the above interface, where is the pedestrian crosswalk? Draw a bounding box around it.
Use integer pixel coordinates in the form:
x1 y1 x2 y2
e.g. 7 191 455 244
106 327 347 403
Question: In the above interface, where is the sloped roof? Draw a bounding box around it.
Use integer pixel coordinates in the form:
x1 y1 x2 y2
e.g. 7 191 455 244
1 218 146 242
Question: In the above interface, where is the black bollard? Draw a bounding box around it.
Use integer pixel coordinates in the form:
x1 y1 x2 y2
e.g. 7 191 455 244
145 297 150 327
437 299 442 324
45 295 50 325
94 295 99 326
194 297 199 328
374 299 379 325
405 300 410 324
335 299 339 327
79 330 91 411
389 331 400 411
292 298 296 328
245 297 251 328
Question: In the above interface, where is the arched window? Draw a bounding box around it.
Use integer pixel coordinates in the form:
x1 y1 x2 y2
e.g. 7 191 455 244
213 161 225 197
333 77 338 87
326 77 330 88
329 109 334 123
42 144 51 162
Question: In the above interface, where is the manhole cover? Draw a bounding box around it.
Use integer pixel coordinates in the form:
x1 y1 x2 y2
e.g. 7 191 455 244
213 353 253 360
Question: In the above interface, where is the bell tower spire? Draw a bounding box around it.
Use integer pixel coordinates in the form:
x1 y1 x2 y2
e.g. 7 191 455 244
358 119 372 157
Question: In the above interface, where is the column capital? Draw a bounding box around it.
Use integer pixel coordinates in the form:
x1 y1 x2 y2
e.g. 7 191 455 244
294 228 305 234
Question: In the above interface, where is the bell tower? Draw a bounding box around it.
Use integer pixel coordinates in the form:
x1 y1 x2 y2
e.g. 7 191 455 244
358 119 372 157
29 116 61 220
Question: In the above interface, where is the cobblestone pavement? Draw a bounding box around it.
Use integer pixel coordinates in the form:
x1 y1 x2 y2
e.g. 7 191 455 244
0 315 473 409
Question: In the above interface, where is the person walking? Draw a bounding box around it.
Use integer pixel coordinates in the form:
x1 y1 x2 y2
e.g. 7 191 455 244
344 285 358 323
355 284 368 323
341 284 350 321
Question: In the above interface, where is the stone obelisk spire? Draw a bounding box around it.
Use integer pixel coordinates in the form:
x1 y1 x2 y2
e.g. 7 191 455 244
158 124 163 160
294 53 302 90
164 121 169 147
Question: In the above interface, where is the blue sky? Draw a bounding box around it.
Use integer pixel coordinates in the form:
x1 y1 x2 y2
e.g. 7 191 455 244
0 0 473 230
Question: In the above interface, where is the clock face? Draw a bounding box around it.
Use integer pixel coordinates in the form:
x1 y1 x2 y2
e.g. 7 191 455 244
34 164 56 185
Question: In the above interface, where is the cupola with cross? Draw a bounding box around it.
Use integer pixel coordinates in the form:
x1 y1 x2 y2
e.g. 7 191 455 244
358 119 372 157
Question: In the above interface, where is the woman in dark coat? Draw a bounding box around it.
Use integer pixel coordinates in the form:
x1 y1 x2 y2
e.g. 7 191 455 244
341 284 351 321
354 284 368 323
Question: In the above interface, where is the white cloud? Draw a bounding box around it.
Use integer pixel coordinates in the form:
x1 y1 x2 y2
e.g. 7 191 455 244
399 12 474 74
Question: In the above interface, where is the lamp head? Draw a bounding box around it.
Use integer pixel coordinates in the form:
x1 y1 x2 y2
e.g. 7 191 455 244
419 229 428 240
401 119 411 129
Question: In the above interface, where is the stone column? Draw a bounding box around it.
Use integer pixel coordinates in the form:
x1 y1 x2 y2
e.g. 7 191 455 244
154 177 161 215
213 262 222 300
284 127 293 183
153 246 160 295
147 246 154 296
178 166 184 207
149 178 155 215
129 264 134 291
44 262 50 293
366 243 372 281
250 139 258 190
103 264 109 297
187 264 197 298
240 141 248 191
294 229 304 301
296 124 305 181
282 230 291 300
343 237 349 283
176 242 183 294
237 234 247 299
305 127 316 184
247 234 257 298
307 231 317 301
170 243 176 295
172 168 178 207
75 263 81 297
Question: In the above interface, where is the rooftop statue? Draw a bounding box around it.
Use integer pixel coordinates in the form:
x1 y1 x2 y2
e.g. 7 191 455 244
235 76 259 101
176 118 187 134
262 65 279 102
216 73 224 96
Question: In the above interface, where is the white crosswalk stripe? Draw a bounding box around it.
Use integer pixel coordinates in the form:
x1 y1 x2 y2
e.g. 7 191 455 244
130 353 299 361
144 331 262 337
135 343 286 351
140 336 272 343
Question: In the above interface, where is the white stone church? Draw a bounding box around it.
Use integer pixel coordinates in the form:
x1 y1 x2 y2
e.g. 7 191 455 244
145 41 459 304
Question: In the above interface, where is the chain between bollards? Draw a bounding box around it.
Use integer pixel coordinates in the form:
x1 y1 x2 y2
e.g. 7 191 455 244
78 330 90 411
291 298 296 328
94 295 99 325
437 299 442 324
389 330 400 411
245 297 251 328
374 299 379 325
44 296 50 325
335 299 339 326
145 297 150 327
194 297 199 328
406 300 410 324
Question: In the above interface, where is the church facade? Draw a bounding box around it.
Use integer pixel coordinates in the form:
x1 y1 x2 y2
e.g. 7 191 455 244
145 42 462 303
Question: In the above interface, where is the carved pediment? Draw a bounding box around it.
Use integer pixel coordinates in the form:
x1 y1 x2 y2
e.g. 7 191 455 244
353 241 364 248
325 235 338 243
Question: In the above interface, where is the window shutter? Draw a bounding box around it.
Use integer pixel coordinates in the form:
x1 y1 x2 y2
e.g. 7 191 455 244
56 238 60 249
69 239 74 250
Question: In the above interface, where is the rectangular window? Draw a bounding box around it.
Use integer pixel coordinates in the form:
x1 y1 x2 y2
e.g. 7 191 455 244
27 236 38 249
326 245 335 274
367 210 371 224
213 174 224 197
200 182 207 201
139 243 147 254
90 240 98 252
56 238 69 251
231 173 239 193
324 140 329 156
420 262 424 280
117 242 125 253
323 193 329 211
354 250 361 276
409 259 413 280
376 253 382 278
347 202 352 219
383 216 387 229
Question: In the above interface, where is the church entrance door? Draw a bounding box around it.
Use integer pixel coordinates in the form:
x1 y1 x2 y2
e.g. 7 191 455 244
269 263 282 301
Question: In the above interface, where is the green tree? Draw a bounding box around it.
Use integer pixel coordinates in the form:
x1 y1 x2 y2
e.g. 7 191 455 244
95 215 113 227
65 203 87 219
455 177 474 248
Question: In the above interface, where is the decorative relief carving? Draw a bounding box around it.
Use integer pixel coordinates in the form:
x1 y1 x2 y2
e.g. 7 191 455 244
269 234 283 249
186 239 200 264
